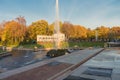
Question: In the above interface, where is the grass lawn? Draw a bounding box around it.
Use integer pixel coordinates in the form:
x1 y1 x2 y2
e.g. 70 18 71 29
0 49 6 54
0 49 3 53
18 44 42 49
68 41 105 48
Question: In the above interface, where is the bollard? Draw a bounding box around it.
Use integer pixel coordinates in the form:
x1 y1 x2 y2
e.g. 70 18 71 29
34 46 38 52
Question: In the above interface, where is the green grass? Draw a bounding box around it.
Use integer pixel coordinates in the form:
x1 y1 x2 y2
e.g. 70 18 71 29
68 41 104 48
42 43 54 48
0 49 3 53
17 42 68 49
18 44 42 49
0 49 6 54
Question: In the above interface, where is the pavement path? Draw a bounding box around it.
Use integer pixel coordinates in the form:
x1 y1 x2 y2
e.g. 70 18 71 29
63 48 120 80
0 48 104 80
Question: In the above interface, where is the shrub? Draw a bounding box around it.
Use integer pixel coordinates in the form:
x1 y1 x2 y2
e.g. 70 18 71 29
46 49 67 58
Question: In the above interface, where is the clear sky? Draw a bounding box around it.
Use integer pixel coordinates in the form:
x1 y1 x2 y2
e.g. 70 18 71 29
0 0 120 29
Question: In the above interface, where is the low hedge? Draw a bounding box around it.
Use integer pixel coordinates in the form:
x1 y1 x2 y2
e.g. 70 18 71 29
46 49 67 58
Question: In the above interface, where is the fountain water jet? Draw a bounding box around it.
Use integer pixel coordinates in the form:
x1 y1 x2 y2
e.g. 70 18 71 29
55 0 60 33
46 0 66 57
37 0 65 50
54 0 65 49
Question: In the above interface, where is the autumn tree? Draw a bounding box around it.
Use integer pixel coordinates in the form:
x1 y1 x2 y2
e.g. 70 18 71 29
0 23 4 41
61 22 88 41
61 22 75 39
48 21 63 35
15 16 26 26
2 20 26 45
28 20 49 40
86 28 95 41
96 26 110 41
74 25 87 39
109 26 120 41
48 23 54 35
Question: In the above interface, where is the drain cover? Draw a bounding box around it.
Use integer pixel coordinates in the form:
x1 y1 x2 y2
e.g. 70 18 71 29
83 67 112 77
64 75 94 80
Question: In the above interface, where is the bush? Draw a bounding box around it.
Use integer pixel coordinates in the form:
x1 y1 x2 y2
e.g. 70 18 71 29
61 41 69 48
37 41 69 48
46 49 67 58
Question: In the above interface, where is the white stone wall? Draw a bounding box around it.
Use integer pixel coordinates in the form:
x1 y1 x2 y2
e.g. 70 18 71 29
37 33 65 42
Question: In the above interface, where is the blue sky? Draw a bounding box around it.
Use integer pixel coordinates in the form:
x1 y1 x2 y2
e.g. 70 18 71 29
0 0 120 29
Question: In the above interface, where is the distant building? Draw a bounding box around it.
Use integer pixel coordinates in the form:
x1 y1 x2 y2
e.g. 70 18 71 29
37 33 65 42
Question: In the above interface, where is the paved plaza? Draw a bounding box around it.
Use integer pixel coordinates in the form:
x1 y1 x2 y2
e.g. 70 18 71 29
64 48 120 80
0 48 103 80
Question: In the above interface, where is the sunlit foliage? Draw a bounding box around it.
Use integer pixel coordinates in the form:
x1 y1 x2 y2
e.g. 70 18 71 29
0 17 120 47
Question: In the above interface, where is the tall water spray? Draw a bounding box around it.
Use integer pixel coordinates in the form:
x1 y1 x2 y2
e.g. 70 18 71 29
54 0 60 49
55 0 60 33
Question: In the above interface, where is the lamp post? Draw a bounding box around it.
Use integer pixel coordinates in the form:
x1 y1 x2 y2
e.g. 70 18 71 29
95 30 98 41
